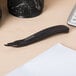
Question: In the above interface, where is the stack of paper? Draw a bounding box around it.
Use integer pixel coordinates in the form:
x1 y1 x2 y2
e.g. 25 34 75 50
6 43 76 76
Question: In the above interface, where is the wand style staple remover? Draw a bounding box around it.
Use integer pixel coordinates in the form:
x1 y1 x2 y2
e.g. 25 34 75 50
5 25 69 47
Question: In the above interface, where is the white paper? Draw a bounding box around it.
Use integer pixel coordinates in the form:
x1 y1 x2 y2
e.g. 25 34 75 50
6 43 76 76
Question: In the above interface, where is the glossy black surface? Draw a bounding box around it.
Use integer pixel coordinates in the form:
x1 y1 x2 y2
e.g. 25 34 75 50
7 0 44 18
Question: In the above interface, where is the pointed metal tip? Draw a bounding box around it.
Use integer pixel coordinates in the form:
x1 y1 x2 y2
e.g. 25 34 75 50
4 44 9 46
4 43 19 47
4 43 12 46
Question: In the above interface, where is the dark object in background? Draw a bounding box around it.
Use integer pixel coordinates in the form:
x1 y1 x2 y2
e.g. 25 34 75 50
7 0 44 18
5 25 69 47
0 8 2 19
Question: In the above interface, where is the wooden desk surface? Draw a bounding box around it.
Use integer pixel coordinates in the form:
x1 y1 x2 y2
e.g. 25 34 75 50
0 0 76 76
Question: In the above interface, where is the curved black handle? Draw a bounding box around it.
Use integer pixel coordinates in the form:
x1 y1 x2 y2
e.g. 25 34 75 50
5 25 69 47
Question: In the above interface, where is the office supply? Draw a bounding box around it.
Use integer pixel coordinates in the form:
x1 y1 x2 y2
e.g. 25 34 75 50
6 43 76 76
7 0 44 18
5 25 69 47
67 4 76 26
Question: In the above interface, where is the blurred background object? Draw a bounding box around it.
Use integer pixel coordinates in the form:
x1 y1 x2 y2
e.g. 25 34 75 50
0 1 2 19
7 0 44 18
0 0 9 27
0 7 2 19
